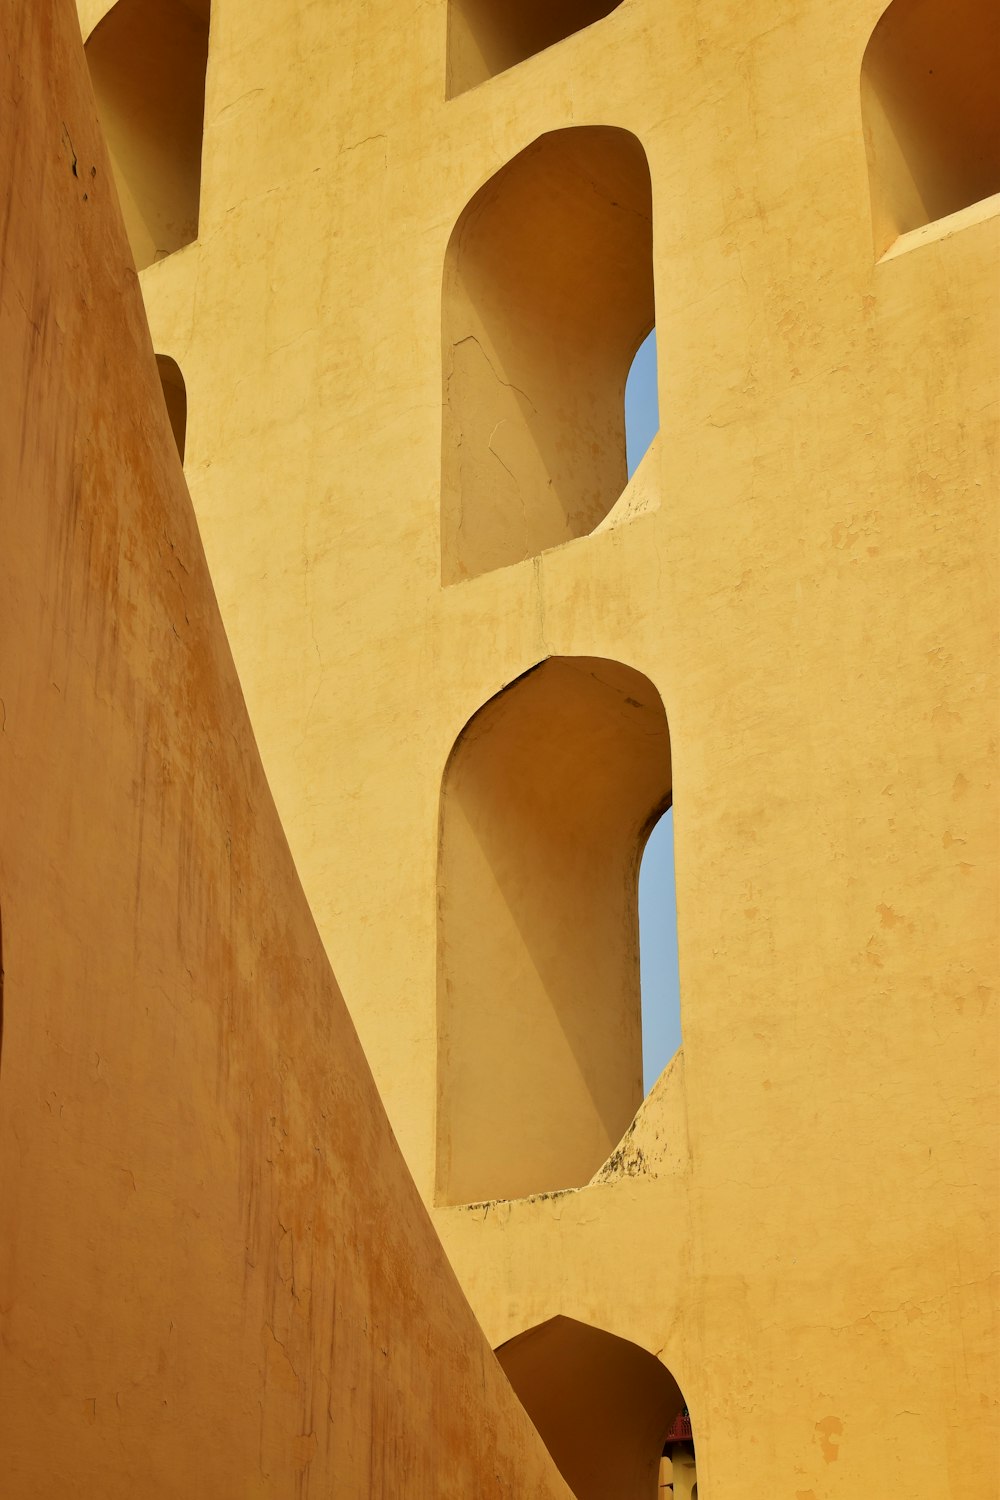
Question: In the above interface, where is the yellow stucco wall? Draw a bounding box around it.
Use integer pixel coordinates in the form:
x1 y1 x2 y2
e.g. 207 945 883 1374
76 0 999 1493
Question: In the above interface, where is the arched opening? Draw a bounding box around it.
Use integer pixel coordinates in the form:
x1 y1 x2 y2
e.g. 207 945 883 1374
85 0 211 271
861 0 1000 256
156 355 187 461
441 128 654 584
496 1316 692 1500
447 0 624 98
436 657 672 1205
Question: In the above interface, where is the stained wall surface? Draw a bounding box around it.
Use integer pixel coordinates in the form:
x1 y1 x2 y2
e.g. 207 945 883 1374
0 4 575 1495
72 0 999 1494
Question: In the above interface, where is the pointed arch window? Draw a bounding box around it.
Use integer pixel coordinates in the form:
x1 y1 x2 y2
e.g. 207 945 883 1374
496 1317 695 1500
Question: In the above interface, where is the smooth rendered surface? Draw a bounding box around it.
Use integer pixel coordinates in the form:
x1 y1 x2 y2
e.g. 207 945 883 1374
72 0 1000 1493
0 3 575 1494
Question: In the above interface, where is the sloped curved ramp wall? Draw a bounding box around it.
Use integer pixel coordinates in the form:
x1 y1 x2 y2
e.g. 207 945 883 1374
0 6 574 1494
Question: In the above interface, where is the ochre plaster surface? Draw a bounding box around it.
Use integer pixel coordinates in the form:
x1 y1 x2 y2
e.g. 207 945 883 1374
0 4 575 1494
64 0 1000 1493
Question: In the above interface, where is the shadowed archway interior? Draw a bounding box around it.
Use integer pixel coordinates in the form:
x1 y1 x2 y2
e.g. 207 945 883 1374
446 0 624 97
496 1316 689 1500
437 656 672 1205
156 355 187 462
85 0 210 271
861 0 1000 254
441 127 654 583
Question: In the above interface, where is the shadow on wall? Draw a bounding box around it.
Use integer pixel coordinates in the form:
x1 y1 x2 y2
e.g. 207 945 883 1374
436 657 672 1206
85 0 210 271
446 0 624 98
861 0 1000 255
441 127 654 583
496 1316 691 1500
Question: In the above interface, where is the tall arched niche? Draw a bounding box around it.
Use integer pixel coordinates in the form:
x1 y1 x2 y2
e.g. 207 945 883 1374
495 1316 692 1500
156 355 187 462
441 128 654 584
436 657 672 1205
85 0 211 271
446 0 624 98
861 0 1000 256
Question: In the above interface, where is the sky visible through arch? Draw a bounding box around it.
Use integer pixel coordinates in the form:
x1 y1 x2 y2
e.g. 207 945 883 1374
625 331 682 1093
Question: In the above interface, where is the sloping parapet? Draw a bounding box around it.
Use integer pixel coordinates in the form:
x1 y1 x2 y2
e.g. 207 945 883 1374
0 4 571 1495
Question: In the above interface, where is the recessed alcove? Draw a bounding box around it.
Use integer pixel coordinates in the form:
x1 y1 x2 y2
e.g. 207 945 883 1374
441 127 654 584
495 1317 692 1500
436 656 673 1206
156 355 187 461
446 0 624 98
85 0 210 271
861 0 1000 256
